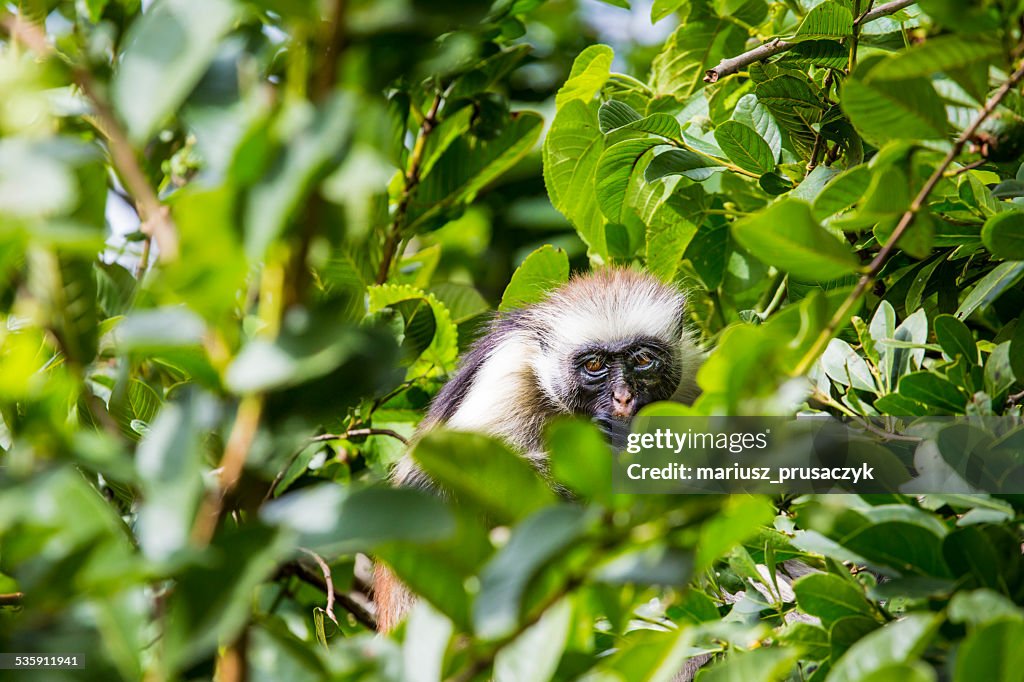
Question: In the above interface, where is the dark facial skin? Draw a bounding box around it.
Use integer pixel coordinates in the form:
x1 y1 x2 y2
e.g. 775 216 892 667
569 336 681 449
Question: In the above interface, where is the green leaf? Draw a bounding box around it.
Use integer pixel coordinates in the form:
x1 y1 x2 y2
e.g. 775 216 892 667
982 211 1024 260
412 431 556 524
713 121 775 175
651 0 689 22
650 19 745 99
1011 319 1024 384
827 614 938 682
494 599 573 682
869 36 1002 81
778 622 830 661
731 199 860 281
409 111 543 232
859 662 937 682
499 244 570 312
596 139 663 222
898 372 968 412
822 338 877 392
841 76 948 145
783 40 848 70
544 100 608 258
474 506 589 639
368 284 458 376
754 76 825 152
955 261 1024 320
547 419 613 503
556 44 614 108
645 148 724 182
608 113 683 140
792 0 853 42
934 314 978 365
955 620 1024 682
111 0 243 143
599 100 643 132
813 165 871 219
698 647 801 682
793 573 875 627
731 94 781 161
26 250 99 366
262 485 455 554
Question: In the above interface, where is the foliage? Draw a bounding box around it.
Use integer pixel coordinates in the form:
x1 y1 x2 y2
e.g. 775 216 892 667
2 0 1024 681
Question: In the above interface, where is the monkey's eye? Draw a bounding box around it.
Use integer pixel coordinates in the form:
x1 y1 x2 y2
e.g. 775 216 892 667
634 351 655 369
583 358 605 374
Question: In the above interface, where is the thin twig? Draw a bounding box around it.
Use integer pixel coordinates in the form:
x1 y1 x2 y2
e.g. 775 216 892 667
792 57 1024 377
0 592 24 606
311 428 409 445
300 548 339 627
1 12 178 260
946 158 988 178
703 0 915 83
375 93 443 284
191 395 265 545
280 561 377 630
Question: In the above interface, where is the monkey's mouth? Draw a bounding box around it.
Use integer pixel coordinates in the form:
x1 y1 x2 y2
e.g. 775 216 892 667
592 413 632 451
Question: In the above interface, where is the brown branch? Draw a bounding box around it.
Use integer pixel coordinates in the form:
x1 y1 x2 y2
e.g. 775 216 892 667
1 12 178 261
191 395 265 545
0 592 24 606
312 428 409 445
375 93 443 284
280 561 377 630
792 57 1024 377
300 548 339 627
703 0 915 83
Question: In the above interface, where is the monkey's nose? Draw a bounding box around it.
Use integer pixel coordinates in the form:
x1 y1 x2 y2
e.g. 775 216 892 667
611 386 635 417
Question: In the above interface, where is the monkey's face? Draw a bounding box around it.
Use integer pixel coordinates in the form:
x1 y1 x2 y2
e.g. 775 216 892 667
567 336 681 447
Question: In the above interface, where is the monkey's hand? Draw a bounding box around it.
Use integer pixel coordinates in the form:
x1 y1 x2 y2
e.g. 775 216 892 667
593 414 632 451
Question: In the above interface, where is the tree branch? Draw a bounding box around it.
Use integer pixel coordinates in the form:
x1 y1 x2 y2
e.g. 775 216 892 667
703 0 915 83
375 93 443 284
280 561 377 630
300 548 339 627
311 428 409 445
1 12 179 261
792 57 1024 377
0 592 24 606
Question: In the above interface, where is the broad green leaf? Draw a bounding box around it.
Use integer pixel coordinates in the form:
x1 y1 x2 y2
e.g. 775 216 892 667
783 40 848 70
412 430 556 524
793 573 875 627
955 261 1024 320
731 199 860 281
590 627 694 681
778 622 830 661
754 76 825 153
1012 319 1024 384
955 620 1024 682
599 100 643 132
409 112 543 231
556 44 614 108
651 0 688 22
262 485 454 554
731 94 781 161
827 614 938 682
474 506 589 639
984 341 1016 398
948 589 1024 627
841 76 948 145
596 139 663 222
494 598 573 682
792 0 853 42
646 199 698 282
645 148 724 182
403 604 454 682
822 338 877 392
982 211 1024 260
713 121 775 175
547 419 613 503
544 100 608 258
112 0 242 143
607 113 683 140
698 647 801 682
859 662 937 682
499 244 570 311
650 19 745 99
934 314 978 365
26 250 99 366
870 36 1002 81
696 495 775 570
898 372 968 413
810 164 870 217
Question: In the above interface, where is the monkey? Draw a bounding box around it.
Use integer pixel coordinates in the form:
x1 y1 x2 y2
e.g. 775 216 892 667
373 267 703 633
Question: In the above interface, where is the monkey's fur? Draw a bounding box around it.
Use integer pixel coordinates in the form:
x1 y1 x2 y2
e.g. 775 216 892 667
374 268 703 633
